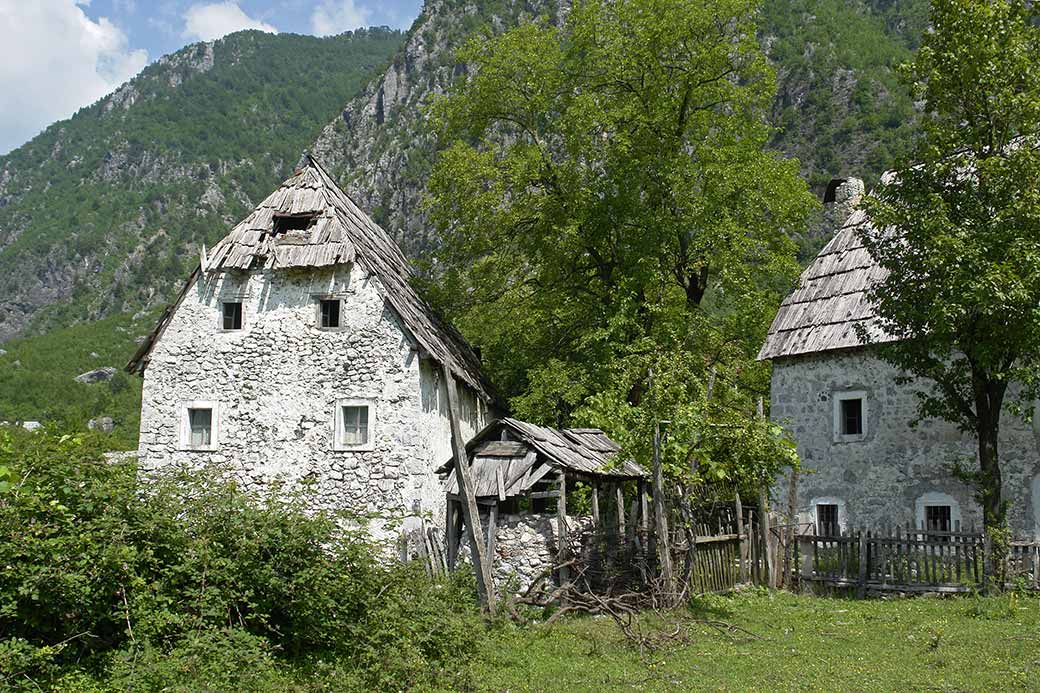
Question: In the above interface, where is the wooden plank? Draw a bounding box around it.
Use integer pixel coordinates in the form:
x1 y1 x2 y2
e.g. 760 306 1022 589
735 493 747 583
496 466 506 501
591 483 600 526
557 472 569 586
444 366 495 612
529 490 560 500
616 485 626 537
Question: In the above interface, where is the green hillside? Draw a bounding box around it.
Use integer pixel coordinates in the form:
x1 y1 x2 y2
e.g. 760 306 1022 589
0 29 403 341
0 0 931 441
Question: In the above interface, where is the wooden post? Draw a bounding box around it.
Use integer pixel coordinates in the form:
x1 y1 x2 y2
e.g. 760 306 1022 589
616 485 626 537
784 469 799 589
758 484 774 589
734 492 748 583
446 500 460 570
591 482 600 526
857 528 868 597
652 420 675 604
557 472 569 585
486 503 498 565
443 365 495 612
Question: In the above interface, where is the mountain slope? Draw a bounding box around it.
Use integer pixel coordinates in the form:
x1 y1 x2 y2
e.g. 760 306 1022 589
314 0 928 255
0 28 404 343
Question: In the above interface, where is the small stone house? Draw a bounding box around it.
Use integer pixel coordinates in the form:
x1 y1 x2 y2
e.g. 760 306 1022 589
128 156 496 538
760 179 1040 539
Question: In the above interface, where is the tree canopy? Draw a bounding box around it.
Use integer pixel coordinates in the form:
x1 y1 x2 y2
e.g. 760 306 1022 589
860 0 1040 528
426 0 814 491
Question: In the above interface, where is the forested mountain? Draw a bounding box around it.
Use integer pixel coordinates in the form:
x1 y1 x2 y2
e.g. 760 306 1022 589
0 0 927 436
0 29 404 343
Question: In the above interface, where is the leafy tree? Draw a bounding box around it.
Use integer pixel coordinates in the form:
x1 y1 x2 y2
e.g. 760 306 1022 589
859 0 1040 535
426 0 813 495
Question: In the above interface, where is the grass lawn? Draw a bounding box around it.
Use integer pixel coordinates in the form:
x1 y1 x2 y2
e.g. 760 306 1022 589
469 590 1040 692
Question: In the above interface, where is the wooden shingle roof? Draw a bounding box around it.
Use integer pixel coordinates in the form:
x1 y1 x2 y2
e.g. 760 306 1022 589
441 418 646 499
129 156 494 401
758 209 896 360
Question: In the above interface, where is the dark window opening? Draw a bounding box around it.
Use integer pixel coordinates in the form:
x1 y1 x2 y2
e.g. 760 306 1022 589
840 398 863 436
222 302 242 330
188 408 212 447
272 214 315 234
925 505 951 533
320 299 341 328
817 504 839 536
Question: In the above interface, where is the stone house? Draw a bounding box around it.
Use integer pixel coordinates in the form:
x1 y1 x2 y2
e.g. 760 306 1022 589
128 156 496 539
760 179 1040 539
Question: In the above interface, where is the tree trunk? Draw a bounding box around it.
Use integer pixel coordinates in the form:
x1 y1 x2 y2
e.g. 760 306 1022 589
972 374 1007 528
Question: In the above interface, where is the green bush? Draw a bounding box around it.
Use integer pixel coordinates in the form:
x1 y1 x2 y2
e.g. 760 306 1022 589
0 428 482 691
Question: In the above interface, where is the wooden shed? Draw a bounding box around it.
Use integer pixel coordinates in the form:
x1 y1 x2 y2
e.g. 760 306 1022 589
439 418 647 577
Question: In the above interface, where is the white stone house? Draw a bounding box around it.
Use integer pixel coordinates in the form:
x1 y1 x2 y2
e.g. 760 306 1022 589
128 156 496 538
760 179 1040 539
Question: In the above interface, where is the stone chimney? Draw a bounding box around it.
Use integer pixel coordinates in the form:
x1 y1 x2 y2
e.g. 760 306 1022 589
822 177 865 230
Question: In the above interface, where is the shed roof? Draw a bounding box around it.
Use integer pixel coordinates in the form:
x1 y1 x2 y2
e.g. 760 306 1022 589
441 418 646 499
757 208 896 361
127 156 494 401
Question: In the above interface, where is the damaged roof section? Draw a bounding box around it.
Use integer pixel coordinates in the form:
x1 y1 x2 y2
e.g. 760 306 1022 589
128 155 494 402
441 418 646 500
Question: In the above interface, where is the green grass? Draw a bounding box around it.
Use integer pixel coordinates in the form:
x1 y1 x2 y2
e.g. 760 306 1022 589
471 591 1040 692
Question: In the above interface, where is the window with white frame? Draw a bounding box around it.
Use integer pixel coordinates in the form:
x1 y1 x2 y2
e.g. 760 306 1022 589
915 492 962 535
334 399 375 451
833 390 867 441
179 401 219 451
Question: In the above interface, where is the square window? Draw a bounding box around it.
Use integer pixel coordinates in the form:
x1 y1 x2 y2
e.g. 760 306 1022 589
341 405 369 445
320 299 341 328
188 408 212 447
180 401 218 451
222 301 243 330
833 391 867 441
334 399 374 450
816 503 839 536
925 505 951 533
840 398 863 435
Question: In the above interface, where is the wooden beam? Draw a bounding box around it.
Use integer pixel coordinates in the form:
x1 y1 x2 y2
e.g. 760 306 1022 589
616 485 626 537
734 492 747 583
487 502 498 567
444 365 495 612
557 471 569 586
652 420 675 604
591 483 600 526
446 500 460 570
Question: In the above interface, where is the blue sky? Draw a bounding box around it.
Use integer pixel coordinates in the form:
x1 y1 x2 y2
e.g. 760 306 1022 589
0 1 423 155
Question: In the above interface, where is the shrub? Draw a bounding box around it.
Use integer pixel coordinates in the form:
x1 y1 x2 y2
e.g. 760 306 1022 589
0 429 482 691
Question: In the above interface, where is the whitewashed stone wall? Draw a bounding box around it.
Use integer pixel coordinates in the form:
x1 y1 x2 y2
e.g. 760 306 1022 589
137 263 487 539
771 349 1040 538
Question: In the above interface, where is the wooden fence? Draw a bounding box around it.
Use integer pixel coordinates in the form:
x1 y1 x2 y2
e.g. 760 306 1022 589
802 524 1040 593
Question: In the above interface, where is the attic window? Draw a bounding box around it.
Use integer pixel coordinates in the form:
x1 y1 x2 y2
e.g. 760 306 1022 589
319 299 341 328
221 301 242 330
272 214 315 235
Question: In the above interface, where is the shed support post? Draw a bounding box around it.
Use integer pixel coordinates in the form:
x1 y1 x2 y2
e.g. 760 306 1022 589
616 485 626 538
758 483 775 589
444 366 495 612
591 483 600 526
557 472 569 586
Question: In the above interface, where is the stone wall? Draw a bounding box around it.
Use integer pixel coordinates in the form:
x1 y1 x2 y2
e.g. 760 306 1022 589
771 348 1040 538
457 513 596 593
137 263 487 539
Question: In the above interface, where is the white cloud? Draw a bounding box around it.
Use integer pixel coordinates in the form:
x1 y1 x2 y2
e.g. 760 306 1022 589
183 1 277 42
311 0 371 36
0 1 149 154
